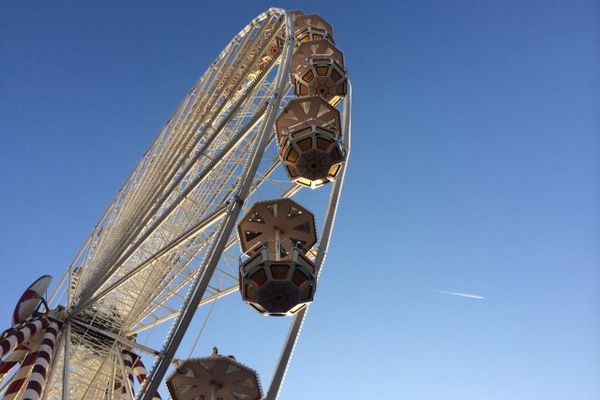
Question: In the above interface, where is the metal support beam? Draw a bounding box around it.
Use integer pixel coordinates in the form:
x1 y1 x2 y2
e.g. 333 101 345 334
61 321 72 400
74 204 228 313
115 346 135 400
126 285 238 335
48 234 92 307
69 318 161 358
265 81 352 400
127 182 301 336
136 12 295 400
107 351 117 400
73 103 266 314
76 18 282 309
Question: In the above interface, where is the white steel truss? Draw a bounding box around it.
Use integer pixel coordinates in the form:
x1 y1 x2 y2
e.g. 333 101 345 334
33 8 352 400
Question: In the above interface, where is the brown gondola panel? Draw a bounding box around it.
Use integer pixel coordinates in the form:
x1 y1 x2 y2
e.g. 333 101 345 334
294 14 334 44
167 349 262 400
290 39 347 100
239 242 317 316
276 96 346 188
237 199 318 316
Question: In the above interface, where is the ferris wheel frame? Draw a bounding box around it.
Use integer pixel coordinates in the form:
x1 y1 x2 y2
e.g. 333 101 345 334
30 8 352 400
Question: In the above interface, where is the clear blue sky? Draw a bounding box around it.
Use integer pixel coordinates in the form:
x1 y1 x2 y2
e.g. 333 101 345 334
1 1 599 399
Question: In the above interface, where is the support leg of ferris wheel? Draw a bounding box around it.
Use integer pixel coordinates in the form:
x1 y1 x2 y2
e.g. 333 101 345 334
136 11 296 400
61 321 71 400
116 346 135 400
266 81 352 400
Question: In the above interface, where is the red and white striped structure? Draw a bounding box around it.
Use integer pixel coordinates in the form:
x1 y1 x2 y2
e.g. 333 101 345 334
0 344 29 384
118 349 135 399
22 319 61 400
0 317 47 360
12 275 52 326
113 378 127 398
3 342 42 400
122 350 162 400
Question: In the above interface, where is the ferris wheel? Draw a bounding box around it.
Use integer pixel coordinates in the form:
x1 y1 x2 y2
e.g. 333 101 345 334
0 8 351 400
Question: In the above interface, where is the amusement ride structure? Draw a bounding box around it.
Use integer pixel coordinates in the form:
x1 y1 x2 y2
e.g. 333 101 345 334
0 8 351 400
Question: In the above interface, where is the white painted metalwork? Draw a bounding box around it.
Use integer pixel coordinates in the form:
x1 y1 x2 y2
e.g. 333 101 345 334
266 82 352 400
26 7 352 400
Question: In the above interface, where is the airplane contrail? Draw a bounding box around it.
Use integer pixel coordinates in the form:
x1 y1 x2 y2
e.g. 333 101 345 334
435 290 485 300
